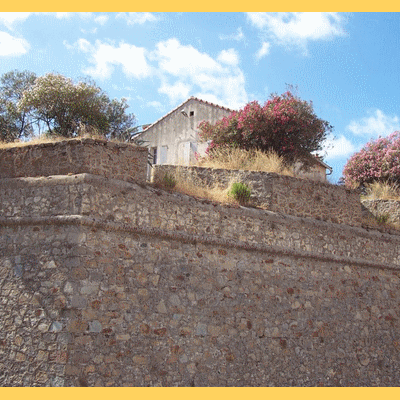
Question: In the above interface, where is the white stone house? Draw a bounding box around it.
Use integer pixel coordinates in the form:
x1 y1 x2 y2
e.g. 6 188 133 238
135 97 232 166
136 96 332 181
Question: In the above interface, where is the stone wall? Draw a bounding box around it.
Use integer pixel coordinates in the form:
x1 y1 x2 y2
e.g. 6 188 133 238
362 199 400 226
2 174 400 386
152 165 363 227
2 142 400 387
1 174 399 268
0 138 148 184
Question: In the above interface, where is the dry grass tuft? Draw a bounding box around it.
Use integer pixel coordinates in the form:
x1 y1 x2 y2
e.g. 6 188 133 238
362 180 400 201
0 126 128 150
196 147 295 176
0 136 69 149
175 181 236 205
156 166 243 206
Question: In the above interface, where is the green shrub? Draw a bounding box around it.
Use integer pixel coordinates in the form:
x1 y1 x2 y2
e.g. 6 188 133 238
375 213 389 225
163 172 176 189
228 182 251 205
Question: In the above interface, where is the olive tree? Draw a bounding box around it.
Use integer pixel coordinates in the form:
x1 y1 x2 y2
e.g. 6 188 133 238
0 70 37 141
17 72 136 139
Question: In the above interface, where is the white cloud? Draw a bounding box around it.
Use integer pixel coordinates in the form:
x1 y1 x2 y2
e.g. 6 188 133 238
0 31 29 56
112 84 138 92
116 12 158 25
63 38 92 52
94 15 109 25
217 48 239 66
246 13 268 30
158 81 191 105
52 12 106 22
154 38 221 76
76 38 92 52
219 27 245 41
347 109 400 138
38 12 84 20
79 13 93 20
65 39 151 80
55 12 72 19
147 101 165 112
255 42 270 60
246 12 346 54
80 27 98 34
44 12 107 22
65 36 248 110
322 134 357 159
0 12 31 29
153 38 247 109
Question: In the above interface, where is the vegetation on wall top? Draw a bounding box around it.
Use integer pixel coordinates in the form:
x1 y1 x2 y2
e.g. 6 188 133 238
0 70 137 143
198 90 333 168
343 131 400 188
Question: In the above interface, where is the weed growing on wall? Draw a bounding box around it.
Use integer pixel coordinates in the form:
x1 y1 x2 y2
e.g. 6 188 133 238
228 182 251 205
375 213 390 225
162 172 177 189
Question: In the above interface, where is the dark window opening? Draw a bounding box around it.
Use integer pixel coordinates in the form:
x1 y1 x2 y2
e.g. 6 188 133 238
189 111 194 117
151 147 157 165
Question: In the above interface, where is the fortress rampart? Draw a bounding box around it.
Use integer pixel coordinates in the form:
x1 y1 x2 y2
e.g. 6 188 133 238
1 140 400 386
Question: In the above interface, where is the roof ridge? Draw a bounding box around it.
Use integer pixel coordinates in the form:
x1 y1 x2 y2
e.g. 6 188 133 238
189 96 234 113
138 97 234 134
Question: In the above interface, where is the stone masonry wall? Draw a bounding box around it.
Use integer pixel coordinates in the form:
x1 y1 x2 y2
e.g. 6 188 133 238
1 175 398 268
1 175 400 386
152 165 362 227
1 141 400 387
0 138 148 184
362 199 400 226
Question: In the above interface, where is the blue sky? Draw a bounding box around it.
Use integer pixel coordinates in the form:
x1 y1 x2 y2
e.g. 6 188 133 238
1 12 400 183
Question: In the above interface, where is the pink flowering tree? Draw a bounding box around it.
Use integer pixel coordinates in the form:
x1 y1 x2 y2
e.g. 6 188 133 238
343 131 400 188
198 91 333 166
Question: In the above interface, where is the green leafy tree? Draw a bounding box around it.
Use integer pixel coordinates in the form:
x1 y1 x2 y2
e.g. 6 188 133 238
198 91 333 167
18 73 108 137
105 97 137 140
17 72 137 139
0 70 37 141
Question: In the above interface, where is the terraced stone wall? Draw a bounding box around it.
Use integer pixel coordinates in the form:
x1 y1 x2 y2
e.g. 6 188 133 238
2 174 400 386
0 138 148 184
152 165 362 227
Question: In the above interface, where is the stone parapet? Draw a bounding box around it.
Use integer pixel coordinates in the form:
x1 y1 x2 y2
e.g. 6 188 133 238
152 165 363 227
0 138 148 184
